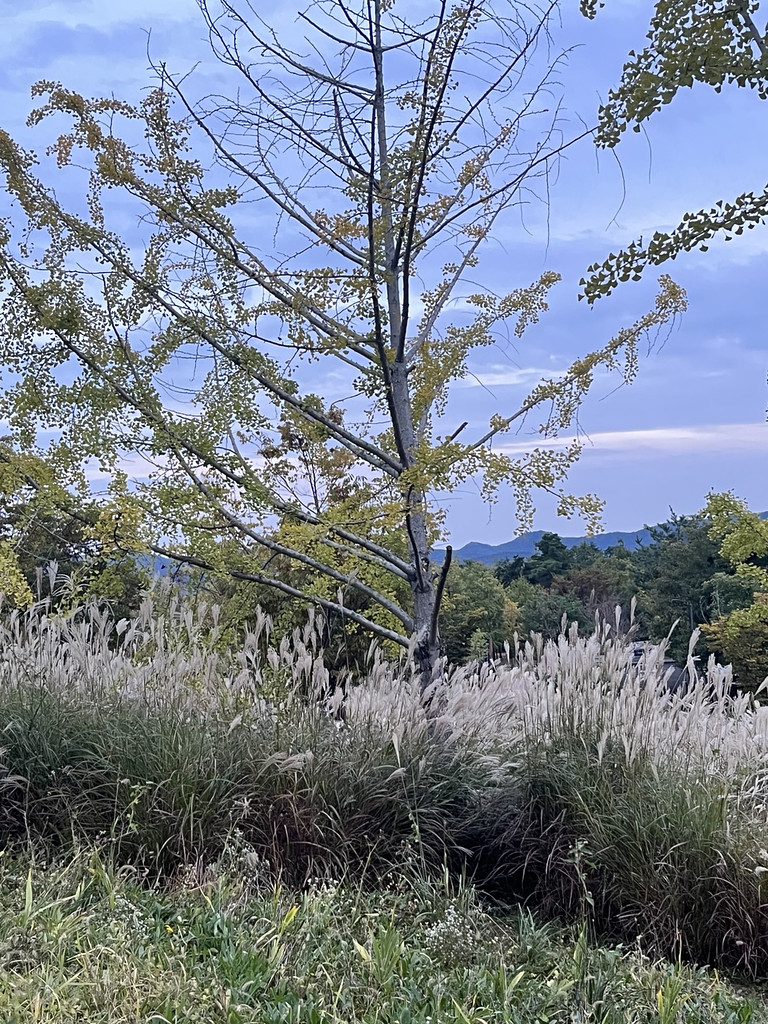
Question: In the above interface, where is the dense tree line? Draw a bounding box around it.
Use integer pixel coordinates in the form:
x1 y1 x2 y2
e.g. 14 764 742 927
484 514 767 688
439 513 768 689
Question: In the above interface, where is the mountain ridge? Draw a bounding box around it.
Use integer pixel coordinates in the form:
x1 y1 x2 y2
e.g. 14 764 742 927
432 527 653 565
432 513 768 565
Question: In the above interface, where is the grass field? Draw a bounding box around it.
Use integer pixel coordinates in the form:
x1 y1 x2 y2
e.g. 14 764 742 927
1 845 764 1023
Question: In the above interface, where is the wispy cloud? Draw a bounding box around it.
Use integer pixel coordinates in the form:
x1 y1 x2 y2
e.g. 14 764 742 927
457 365 568 389
8 0 190 33
497 422 768 457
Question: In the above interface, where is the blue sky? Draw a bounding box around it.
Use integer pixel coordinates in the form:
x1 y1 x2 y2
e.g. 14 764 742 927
1 0 767 547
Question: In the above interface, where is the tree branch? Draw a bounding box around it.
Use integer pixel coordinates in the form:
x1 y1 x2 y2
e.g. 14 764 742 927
430 544 452 646
9 186 403 476
164 440 415 630
149 541 410 648
159 66 371 270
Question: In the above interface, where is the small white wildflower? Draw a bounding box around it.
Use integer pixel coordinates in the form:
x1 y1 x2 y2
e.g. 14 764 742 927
423 903 476 963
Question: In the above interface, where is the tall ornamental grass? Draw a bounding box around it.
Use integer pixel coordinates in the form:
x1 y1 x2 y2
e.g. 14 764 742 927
0 588 484 882
435 626 768 972
2 590 768 972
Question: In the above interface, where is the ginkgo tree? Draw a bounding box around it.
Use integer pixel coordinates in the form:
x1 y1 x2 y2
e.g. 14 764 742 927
580 0 768 301
0 0 685 684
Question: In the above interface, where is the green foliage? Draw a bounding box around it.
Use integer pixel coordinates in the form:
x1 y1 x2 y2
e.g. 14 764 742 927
489 514 768 669
0 495 148 619
702 597 768 692
439 561 518 663
495 558 595 643
0 847 757 1024
493 534 614 640
699 492 768 690
552 561 634 615
518 587 592 639
705 492 768 590
702 572 757 618
569 540 610 568
581 0 768 301
0 539 33 608
631 513 736 664
520 531 572 588
494 555 527 588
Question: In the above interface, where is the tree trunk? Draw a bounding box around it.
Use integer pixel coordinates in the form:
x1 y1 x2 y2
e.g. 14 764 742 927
411 547 440 692
387 360 449 696
369 0 440 688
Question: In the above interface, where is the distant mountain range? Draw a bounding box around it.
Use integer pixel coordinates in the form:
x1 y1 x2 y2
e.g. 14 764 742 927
433 513 768 566
432 528 653 565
